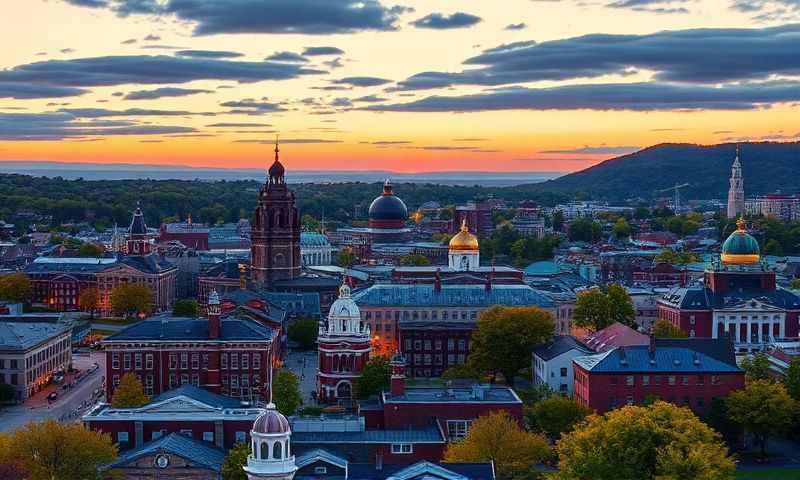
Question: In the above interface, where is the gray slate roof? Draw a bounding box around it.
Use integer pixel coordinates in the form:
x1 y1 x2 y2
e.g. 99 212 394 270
574 344 741 374
104 315 272 342
0 321 70 351
151 384 243 409
533 335 593 361
291 424 443 444
352 284 554 308
108 433 224 472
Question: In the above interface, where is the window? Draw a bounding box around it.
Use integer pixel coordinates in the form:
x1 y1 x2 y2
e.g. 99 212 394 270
315 466 328 474
560 367 568 377
221 353 228 369
626 395 634 405
626 375 634 386
117 432 129 443
253 354 260 369
191 354 199 370
424 340 432 351
145 354 153 370
180 429 192 437
169 354 177 369
560 383 568 392
169 373 176 388
231 354 239 370
681 376 689 386
391 443 413 454
668 376 676 386
111 354 119 370
152 430 164 440
711 375 720 385
435 340 442 350
134 353 141 369
447 420 472 441
458 339 466 351
202 354 208 370
180 374 189 385
642 375 650 386
203 431 214 442
112 374 120 387
180 353 188 370
123 353 131 370
448 339 455 350
235 431 246 443
242 354 249 369
192 373 199 386
413 340 422 351
697 375 705 385
654 375 661 386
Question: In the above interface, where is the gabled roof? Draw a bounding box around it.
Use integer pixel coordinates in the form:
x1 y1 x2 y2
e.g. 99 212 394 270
117 254 176 274
151 384 243 409
295 449 349 470
582 322 648 352
573 344 741 374
347 461 495 480
104 315 272 342
533 335 593 361
107 433 224 472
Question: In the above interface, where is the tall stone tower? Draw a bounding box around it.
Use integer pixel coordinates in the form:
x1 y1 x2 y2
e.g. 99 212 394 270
250 140 301 287
727 145 745 219
127 202 151 255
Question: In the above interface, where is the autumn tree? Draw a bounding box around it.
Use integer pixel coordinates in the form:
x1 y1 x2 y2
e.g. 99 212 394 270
573 284 636 332
526 395 592 441
0 273 32 304
441 363 481 381
655 248 698 265
468 306 554 386
79 287 100 319
273 370 303 416
356 356 391 399
78 242 104 257
399 253 431 266
172 298 199 317
554 401 735 480
9 419 117 480
726 380 795 461
112 372 149 408
0 431 26 480
370 335 397 359
652 319 687 338
221 442 249 480
612 217 631 238
444 410 550 480
789 278 800 290
110 282 153 318
337 247 356 268
287 317 318 350
740 352 772 382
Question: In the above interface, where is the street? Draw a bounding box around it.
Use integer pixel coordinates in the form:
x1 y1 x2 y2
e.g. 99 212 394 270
0 350 106 432
284 349 318 406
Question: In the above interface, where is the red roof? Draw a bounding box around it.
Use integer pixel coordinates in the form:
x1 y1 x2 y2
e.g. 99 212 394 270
581 322 648 352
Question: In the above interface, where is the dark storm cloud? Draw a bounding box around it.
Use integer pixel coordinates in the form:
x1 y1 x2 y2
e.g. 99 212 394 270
366 81 800 112
0 83 87 99
302 46 345 56
59 107 214 117
396 24 800 90
60 0 411 35
0 55 324 87
0 112 195 140
175 49 244 58
124 87 213 100
410 12 482 29
332 76 392 87
265 52 309 63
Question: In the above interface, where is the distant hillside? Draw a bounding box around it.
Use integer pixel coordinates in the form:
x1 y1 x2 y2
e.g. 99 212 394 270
524 142 800 202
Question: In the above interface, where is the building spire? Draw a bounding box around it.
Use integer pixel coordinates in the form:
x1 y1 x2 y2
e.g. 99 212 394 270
274 134 280 163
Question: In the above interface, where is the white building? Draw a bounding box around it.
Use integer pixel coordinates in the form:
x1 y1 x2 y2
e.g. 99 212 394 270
448 220 479 271
300 232 333 266
532 335 593 395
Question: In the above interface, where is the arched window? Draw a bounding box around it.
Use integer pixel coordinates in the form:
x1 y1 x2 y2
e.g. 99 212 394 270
333 355 340 372
260 441 268 459
285 440 290 457
273 441 282 459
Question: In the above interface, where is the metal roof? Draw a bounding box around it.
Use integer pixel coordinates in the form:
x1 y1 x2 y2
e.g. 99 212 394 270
104 316 272 342
573 344 741 373
533 335 593 361
108 433 224 472
0 321 71 351
352 284 554 308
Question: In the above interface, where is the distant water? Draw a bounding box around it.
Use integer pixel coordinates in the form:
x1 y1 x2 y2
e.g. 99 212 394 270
0 161 563 187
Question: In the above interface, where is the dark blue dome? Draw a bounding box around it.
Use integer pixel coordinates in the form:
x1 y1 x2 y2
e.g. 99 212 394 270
368 181 407 223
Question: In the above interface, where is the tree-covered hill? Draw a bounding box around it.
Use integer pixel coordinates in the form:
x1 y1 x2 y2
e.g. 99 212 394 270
522 142 800 201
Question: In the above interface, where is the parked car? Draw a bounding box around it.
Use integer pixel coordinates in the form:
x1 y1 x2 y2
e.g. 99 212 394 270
47 392 58 401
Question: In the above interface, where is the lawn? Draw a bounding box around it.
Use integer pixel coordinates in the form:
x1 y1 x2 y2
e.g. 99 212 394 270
736 467 800 479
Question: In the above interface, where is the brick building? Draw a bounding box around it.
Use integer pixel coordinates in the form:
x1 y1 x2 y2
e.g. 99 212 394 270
26 257 116 311
102 291 274 402
573 337 744 415
0 321 72 402
159 219 210 250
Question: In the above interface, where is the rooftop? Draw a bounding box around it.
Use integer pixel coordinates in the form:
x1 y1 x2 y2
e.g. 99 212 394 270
107 433 224 472
574 343 741 374
582 322 649 352
0 321 71 351
352 283 554 308
533 335 593 361
104 315 272 342
383 385 521 404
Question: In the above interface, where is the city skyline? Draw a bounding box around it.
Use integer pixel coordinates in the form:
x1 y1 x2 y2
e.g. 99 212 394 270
1 0 799 172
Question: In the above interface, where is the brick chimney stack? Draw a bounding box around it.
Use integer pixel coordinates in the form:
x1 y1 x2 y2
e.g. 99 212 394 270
208 289 221 340
390 351 406 396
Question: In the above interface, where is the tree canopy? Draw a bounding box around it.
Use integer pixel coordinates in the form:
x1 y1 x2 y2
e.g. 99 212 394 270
573 284 636 332
0 273 32 304
654 248 698 265
652 319 687 338
444 410 550 480
553 401 735 480
172 298 199 317
287 317 319 350
110 282 153 317
739 352 772 383
356 357 391 399
726 380 796 460
111 372 149 408
526 395 592 441
399 253 431 266
221 442 249 480
468 306 554 386
272 370 303 416
79 287 100 319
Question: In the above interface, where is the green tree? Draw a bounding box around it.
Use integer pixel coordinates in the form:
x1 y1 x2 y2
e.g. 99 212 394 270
567 217 601 243
740 352 772 382
78 242 104 257
790 278 800 290
172 298 199 317
612 217 631 238
552 210 565 232
10 419 117 480
441 363 481 381
0 273 32 304
654 248 698 265
399 253 431 266
652 319 687 338
526 395 592 441
110 283 153 318
784 357 800 400
272 370 303 416
468 306 554 386
111 372 149 408
337 247 356 268
726 380 796 460
356 357 391 399
444 410 550 480
287 317 318 350
554 401 735 480
573 284 636 332
79 287 100 319
221 442 249 480
764 239 784 256
301 214 320 230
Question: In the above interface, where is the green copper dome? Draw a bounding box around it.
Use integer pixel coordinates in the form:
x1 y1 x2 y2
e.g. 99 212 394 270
721 218 760 264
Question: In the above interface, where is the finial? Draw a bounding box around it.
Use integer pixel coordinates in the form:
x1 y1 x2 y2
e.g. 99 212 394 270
383 178 393 195
274 134 280 161
460 218 468 232
736 216 746 232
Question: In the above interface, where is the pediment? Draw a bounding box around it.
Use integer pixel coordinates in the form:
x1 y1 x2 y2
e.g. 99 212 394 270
718 298 784 312
138 396 221 415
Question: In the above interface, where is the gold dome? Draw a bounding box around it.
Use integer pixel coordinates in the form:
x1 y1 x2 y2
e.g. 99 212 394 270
449 220 479 251
720 217 760 264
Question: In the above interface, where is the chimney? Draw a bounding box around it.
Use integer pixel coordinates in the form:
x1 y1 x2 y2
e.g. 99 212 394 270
208 289 221 340
238 263 247 290
390 351 406 396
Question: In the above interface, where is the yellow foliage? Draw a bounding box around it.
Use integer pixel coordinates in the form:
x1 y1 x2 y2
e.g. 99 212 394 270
111 372 150 408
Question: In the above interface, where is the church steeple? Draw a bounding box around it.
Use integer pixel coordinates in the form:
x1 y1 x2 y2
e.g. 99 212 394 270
727 144 744 219
127 202 151 255
268 137 285 185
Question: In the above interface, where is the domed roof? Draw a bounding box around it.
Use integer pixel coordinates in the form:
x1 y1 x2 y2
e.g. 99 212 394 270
268 159 285 179
368 180 408 223
721 218 760 264
449 220 479 251
329 283 360 318
252 407 290 435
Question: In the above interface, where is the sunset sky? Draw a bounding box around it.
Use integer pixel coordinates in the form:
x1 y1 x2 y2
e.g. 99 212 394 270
1 0 799 172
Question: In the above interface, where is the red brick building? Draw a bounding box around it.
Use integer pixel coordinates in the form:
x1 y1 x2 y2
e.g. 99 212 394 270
573 337 744 415
159 219 210 250
102 291 275 402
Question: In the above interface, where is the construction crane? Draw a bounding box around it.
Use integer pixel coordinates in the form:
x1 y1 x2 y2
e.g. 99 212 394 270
656 183 690 212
